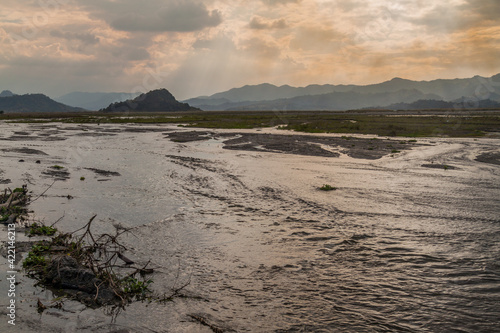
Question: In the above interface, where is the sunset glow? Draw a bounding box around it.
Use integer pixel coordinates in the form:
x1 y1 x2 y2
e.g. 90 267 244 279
1 0 499 99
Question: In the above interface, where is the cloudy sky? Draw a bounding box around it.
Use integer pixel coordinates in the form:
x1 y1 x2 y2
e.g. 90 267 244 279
0 0 499 99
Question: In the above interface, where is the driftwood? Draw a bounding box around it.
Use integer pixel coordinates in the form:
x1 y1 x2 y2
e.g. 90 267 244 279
188 314 228 333
1 186 29 225
0 192 21 209
118 252 135 265
25 215 163 308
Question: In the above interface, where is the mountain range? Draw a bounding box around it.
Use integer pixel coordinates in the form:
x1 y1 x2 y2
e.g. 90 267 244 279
184 73 500 111
1 73 499 113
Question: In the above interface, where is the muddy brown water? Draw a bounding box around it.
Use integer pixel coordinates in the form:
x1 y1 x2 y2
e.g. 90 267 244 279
0 122 499 332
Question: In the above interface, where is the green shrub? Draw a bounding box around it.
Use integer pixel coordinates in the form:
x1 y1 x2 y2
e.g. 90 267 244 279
23 251 47 270
122 277 153 299
319 184 337 191
31 243 50 254
27 223 57 237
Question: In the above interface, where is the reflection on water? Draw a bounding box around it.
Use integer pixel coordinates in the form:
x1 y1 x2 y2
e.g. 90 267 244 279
0 123 499 332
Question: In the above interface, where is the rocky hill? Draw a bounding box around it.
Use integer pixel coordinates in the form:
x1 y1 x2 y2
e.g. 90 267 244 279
100 89 200 112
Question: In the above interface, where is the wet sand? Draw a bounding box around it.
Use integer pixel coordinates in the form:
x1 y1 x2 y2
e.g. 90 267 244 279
0 122 499 332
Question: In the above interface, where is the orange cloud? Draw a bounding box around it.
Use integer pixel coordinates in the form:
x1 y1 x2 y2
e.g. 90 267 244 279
0 0 498 98
249 16 287 30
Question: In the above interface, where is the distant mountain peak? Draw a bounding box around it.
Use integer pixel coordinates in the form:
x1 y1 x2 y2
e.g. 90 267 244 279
0 90 15 97
101 88 199 112
138 88 176 101
389 77 409 82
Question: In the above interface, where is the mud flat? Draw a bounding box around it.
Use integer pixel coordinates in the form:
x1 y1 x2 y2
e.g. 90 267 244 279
166 130 425 159
475 151 500 165
0 121 499 332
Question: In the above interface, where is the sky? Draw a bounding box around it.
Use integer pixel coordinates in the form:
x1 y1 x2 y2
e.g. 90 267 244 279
0 0 499 100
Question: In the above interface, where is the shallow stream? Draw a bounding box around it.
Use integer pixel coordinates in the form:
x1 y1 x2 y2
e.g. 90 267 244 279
0 122 499 332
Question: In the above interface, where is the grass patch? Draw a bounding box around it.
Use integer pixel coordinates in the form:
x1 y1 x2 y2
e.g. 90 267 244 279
51 165 64 170
319 184 337 191
2 110 499 138
121 276 153 299
22 250 47 272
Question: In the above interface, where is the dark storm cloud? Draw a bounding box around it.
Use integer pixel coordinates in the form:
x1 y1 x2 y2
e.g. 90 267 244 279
410 5 461 33
49 30 100 45
109 1 222 32
72 0 222 33
461 0 500 22
412 0 500 32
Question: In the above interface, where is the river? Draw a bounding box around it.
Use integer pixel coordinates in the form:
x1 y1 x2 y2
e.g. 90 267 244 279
0 122 499 332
